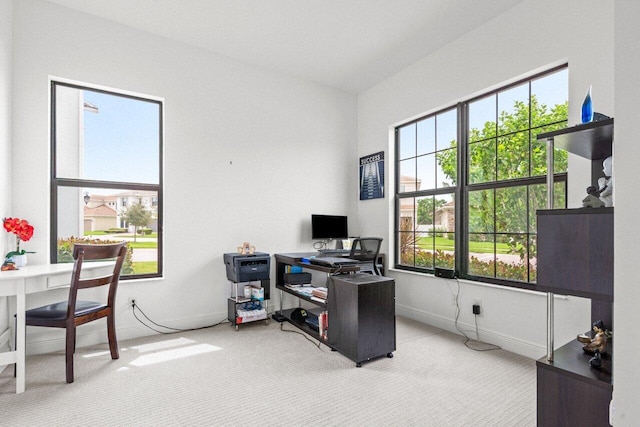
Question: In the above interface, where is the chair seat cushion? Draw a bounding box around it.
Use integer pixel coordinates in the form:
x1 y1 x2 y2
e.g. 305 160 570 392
25 301 106 320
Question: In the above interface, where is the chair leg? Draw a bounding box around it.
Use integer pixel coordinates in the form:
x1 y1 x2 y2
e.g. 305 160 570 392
65 326 75 383
107 313 119 360
13 315 27 378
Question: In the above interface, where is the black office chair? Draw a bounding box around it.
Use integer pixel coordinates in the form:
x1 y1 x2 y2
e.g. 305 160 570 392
19 242 127 383
349 237 383 275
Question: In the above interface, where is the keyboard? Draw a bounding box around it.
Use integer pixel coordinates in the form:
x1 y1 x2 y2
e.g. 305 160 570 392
318 249 351 256
309 257 359 267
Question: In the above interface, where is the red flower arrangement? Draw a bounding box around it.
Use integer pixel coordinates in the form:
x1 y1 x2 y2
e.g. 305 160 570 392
3 217 35 259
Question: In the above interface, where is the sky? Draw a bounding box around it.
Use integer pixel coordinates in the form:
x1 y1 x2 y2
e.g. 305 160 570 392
83 89 160 186
399 68 569 160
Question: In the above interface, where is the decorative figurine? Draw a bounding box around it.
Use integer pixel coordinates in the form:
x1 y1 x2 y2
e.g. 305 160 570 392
598 156 613 207
582 185 605 208
578 319 608 355
1 258 18 271
237 242 255 255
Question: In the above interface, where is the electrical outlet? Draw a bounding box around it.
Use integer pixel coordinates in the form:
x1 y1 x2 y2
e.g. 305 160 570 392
472 299 482 314
472 304 481 315
128 297 136 307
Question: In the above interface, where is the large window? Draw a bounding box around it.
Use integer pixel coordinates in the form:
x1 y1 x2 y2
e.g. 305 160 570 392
397 108 457 271
51 81 163 279
395 66 568 286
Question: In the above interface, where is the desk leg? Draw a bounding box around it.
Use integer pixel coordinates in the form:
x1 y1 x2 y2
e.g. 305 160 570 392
15 281 26 394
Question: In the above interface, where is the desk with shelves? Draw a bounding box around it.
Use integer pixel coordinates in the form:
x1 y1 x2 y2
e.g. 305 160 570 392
274 253 395 366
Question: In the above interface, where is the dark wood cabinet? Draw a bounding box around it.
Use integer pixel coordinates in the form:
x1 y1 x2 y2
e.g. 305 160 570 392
537 208 612 300
537 343 612 427
537 208 613 329
535 119 613 426
536 208 613 427
327 273 396 366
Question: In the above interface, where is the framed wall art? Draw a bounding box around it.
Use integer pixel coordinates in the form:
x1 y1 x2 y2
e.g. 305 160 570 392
359 151 384 200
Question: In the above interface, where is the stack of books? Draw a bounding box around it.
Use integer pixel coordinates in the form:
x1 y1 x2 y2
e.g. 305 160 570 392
311 287 327 303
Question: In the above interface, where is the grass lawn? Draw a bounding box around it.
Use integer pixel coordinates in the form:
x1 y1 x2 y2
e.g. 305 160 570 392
84 231 158 239
128 241 157 249
418 236 512 254
132 261 157 274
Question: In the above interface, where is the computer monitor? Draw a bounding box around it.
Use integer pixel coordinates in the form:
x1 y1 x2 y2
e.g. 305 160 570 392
311 214 348 240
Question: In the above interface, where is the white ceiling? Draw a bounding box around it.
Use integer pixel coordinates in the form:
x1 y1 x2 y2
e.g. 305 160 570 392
44 0 524 94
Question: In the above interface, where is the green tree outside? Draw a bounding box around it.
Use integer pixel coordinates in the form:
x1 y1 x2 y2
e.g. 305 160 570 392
120 203 152 243
437 96 567 236
411 95 568 281
417 197 447 224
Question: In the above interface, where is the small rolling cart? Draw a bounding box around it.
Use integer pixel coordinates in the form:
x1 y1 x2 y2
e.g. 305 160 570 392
223 252 271 330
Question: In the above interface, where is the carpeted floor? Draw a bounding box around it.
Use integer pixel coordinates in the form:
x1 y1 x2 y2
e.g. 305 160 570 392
0 316 536 426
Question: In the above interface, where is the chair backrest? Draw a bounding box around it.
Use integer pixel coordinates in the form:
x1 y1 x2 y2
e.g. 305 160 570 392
67 242 128 318
349 237 382 264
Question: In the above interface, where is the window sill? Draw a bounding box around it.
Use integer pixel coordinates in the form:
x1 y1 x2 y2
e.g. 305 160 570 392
387 267 562 297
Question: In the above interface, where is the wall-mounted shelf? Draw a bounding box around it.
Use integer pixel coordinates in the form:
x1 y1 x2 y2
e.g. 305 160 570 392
537 118 613 160
538 118 614 189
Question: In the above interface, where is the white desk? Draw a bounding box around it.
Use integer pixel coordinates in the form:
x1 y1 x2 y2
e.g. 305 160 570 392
0 262 113 393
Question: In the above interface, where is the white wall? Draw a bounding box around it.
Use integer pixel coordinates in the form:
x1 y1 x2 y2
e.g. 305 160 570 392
613 1 640 424
0 0 12 352
8 0 357 352
357 0 614 359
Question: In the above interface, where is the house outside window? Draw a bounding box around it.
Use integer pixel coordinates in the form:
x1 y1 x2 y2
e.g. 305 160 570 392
395 66 568 287
51 80 163 279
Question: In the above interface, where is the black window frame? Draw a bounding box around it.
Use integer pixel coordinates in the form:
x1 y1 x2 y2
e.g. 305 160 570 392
394 65 568 289
50 80 164 280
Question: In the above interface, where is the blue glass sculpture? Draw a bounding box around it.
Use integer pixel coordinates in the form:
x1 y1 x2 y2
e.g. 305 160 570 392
581 85 593 123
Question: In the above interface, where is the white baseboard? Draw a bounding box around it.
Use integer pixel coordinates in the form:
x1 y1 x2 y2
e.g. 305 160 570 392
396 303 545 359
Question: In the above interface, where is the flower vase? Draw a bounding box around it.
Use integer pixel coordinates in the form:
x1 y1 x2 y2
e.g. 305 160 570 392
11 254 28 267
581 85 593 123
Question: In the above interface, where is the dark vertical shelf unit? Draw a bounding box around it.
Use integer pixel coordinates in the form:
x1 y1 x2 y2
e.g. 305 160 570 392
535 119 613 427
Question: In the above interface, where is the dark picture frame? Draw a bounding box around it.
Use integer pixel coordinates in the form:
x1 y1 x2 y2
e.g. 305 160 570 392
359 151 384 200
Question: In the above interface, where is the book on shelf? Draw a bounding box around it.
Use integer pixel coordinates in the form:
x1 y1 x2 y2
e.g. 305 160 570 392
284 283 312 290
285 265 303 274
296 287 314 297
312 287 327 299
310 296 326 304
318 311 328 341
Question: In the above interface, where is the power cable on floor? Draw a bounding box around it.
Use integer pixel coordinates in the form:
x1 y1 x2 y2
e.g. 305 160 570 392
449 277 501 352
278 322 334 353
131 301 229 334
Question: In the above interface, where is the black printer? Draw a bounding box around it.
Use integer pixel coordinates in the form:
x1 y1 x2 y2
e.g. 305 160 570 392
223 252 270 282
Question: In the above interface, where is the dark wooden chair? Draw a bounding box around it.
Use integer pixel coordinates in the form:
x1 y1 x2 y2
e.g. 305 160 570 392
349 237 383 275
22 242 127 383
